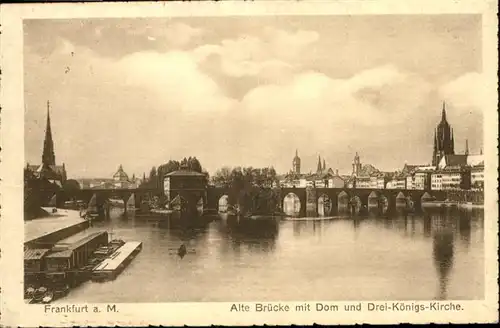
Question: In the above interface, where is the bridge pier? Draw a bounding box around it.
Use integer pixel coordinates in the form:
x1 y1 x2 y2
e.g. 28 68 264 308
306 187 317 216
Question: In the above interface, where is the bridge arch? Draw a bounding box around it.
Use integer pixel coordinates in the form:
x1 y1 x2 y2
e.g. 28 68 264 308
318 194 332 216
218 195 229 213
350 195 362 215
197 197 204 215
368 191 379 208
283 192 301 216
338 191 350 212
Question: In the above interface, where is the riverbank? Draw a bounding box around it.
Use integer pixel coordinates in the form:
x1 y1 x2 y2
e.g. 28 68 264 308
422 201 484 210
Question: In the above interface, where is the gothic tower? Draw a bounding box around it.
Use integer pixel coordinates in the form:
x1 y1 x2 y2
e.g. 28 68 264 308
42 101 56 166
292 149 301 174
316 155 322 174
432 102 455 166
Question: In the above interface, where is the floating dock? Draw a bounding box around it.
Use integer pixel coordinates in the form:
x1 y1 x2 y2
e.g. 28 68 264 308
91 241 142 282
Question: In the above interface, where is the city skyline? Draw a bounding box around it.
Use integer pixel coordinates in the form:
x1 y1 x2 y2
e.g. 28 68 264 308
24 16 483 178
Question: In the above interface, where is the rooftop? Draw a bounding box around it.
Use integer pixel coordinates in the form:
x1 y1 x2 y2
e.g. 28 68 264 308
24 248 50 261
53 230 108 251
165 170 206 177
25 208 87 244
46 249 73 259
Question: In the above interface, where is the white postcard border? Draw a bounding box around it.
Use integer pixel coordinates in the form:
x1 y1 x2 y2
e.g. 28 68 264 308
0 1 498 326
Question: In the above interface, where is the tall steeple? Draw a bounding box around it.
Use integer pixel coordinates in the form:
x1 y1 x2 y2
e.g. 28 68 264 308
42 100 56 166
465 139 469 155
441 101 447 122
292 149 301 175
317 155 322 173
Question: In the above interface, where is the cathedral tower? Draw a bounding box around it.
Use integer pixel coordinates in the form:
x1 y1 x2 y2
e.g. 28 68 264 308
432 102 455 166
292 149 301 174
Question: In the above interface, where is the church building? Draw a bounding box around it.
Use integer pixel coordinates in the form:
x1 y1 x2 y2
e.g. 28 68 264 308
26 101 67 186
432 102 455 166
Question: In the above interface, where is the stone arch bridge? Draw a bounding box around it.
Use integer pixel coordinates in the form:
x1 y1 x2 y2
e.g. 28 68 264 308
48 187 447 217
206 187 447 216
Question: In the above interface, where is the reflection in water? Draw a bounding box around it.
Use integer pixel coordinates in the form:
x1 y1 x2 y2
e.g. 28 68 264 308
59 207 483 302
432 217 455 300
283 193 301 216
458 210 471 249
318 194 332 217
222 216 279 253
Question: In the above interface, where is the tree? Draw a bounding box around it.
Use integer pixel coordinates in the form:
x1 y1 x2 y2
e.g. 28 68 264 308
212 167 232 187
24 168 61 220
230 167 245 191
188 157 202 173
148 166 158 188
157 160 180 191
268 167 277 187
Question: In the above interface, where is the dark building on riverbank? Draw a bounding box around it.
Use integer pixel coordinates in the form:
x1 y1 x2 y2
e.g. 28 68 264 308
163 166 207 211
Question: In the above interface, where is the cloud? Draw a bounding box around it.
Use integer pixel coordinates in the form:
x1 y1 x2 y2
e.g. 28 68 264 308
193 27 319 80
241 65 430 128
439 72 484 111
163 22 204 47
117 50 235 113
126 22 204 48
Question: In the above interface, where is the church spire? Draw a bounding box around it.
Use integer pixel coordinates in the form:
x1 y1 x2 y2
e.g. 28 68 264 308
317 155 322 173
42 100 56 166
441 101 447 122
465 139 469 155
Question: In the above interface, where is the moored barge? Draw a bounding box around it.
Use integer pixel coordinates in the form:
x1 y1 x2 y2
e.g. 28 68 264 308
91 241 142 282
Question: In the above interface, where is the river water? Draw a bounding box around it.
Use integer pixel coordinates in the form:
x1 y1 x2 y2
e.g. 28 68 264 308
56 207 484 302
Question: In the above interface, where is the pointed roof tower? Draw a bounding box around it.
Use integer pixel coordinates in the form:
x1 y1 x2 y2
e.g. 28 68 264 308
441 101 447 122
293 149 300 162
317 155 322 173
42 100 56 166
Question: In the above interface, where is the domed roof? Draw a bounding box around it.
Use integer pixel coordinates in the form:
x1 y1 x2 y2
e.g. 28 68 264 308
113 165 129 181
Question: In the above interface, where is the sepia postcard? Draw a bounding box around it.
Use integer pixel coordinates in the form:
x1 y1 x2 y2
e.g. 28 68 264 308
0 0 498 326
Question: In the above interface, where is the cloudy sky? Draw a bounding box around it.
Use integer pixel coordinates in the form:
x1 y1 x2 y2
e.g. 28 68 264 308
24 15 483 178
